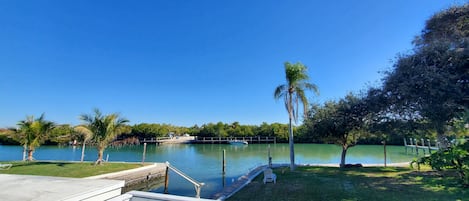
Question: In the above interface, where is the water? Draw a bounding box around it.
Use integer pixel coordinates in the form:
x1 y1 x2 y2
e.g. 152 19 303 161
0 143 415 198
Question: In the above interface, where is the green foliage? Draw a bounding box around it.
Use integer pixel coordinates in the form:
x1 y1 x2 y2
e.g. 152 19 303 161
412 141 469 187
305 93 369 167
274 62 319 123
47 124 75 145
11 114 55 161
380 4 469 146
75 109 129 165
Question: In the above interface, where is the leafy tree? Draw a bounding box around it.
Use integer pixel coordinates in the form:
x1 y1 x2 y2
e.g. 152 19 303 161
381 5 468 147
49 124 74 145
274 61 319 170
305 94 368 168
12 114 55 161
75 109 129 165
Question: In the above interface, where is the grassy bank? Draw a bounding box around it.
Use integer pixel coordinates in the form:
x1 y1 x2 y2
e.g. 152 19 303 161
0 161 143 178
228 166 467 201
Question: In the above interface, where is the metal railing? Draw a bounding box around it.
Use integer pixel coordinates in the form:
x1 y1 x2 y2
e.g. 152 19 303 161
164 162 205 198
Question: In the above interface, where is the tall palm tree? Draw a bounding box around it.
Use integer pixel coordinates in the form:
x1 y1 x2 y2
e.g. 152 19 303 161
14 114 55 161
274 62 318 170
76 109 129 165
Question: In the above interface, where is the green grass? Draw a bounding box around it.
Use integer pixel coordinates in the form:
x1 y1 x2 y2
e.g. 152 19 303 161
0 161 143 178
228 166 468 201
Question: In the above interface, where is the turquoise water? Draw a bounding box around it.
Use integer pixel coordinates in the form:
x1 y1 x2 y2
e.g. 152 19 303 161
0 143 415 198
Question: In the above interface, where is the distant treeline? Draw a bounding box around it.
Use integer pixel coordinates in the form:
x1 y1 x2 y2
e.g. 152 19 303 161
0 121 422 146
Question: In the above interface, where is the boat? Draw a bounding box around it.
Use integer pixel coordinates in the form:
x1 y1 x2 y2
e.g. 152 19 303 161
228 140 248 145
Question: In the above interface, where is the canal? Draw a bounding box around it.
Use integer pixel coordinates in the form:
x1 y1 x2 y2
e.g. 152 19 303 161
0 143 415 198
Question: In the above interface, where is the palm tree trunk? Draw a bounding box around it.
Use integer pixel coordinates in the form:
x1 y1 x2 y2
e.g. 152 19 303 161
340 146 348 168
289 117 295 171
96 148 104 165
81 141 86 162
27 149 34 161
22 144 27 161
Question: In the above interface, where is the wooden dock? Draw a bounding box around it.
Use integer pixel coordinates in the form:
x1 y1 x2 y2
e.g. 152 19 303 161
404 138 440 155
192 136 276 144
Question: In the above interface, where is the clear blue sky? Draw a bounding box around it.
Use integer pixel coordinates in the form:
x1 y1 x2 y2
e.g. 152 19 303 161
0 1 462 128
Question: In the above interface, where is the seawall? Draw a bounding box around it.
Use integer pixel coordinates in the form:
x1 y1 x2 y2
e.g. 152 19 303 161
85 162 167 186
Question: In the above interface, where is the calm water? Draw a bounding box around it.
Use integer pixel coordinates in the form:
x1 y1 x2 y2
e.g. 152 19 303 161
0 143 414 198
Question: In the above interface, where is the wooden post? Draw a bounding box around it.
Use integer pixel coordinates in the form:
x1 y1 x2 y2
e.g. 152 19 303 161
414 138 419 155
142 143 147 165
420 139 424 155
164 166 169 194
222 149 226 175
383 140 387 167
403 138 408 154
409 138 414 153
268 144 272 168
427 139 432 154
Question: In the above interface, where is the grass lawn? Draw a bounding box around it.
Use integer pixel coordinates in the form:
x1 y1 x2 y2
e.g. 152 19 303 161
0 161 143 178
228 166 468 201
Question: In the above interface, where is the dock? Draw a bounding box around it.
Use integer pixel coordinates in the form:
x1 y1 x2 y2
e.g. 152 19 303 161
404 138 440 155
192 136 276 144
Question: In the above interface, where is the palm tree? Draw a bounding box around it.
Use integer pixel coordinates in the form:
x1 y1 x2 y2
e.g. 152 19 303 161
274 62 318 170
73 126 93 162
14 114 55 161
76 109 129 165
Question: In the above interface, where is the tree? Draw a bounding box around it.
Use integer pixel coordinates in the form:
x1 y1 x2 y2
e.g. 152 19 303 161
74 125 93 162
381 5 468 148
13 114 55 161
274 61 319 170
75 109 129 165
305 94 368 168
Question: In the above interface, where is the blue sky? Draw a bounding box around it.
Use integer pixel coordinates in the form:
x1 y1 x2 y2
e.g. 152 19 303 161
0 1 463 128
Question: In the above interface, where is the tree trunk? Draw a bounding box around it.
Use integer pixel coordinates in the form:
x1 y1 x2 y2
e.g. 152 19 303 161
81 141 86 162
95 148 104 165
288 117 295 171
22 145 27 161
27 149 34 161
340 146 348 168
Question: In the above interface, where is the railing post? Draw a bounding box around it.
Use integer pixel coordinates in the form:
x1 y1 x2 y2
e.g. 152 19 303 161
414 138 419 155
427 139 432 154
421 138 426 155
409 138 414 153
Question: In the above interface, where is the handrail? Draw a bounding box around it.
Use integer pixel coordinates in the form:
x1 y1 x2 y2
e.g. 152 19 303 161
165 161 205 198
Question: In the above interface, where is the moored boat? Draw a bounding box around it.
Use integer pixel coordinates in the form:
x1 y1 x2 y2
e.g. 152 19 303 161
228 140 248 145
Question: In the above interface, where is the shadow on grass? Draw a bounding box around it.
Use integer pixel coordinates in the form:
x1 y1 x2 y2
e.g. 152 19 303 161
228 166 467 201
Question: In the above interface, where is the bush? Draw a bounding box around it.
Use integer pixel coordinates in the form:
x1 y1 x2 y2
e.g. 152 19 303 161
412 141 469 187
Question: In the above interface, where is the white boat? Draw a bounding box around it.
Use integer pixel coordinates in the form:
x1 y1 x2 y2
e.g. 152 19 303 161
228 140 248 145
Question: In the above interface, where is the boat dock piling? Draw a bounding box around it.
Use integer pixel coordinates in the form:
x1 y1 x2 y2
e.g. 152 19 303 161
404 138 440 155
